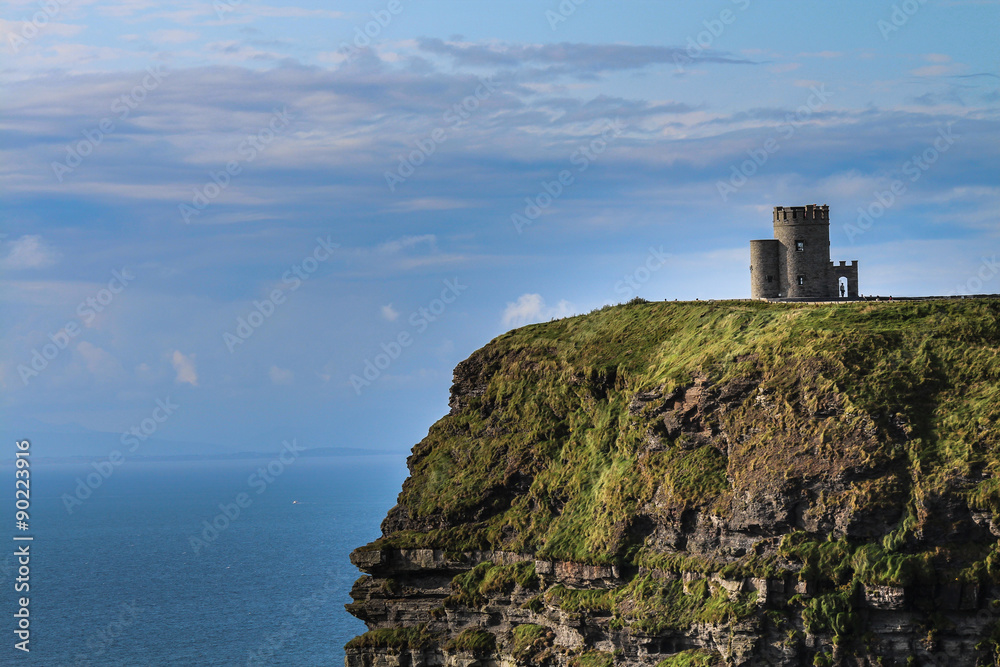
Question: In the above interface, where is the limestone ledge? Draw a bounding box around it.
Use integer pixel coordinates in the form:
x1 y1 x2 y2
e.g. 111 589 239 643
350 547 623 588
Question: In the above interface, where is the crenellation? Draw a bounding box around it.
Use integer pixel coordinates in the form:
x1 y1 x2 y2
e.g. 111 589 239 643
774 204 830 224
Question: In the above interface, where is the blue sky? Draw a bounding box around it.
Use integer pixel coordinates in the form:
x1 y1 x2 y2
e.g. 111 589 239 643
1 0 998 455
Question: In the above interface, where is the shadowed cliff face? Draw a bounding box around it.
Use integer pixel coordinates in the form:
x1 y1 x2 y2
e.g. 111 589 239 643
345 299 1000 667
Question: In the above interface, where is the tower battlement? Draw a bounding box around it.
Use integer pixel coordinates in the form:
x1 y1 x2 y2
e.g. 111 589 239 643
774 204 830 224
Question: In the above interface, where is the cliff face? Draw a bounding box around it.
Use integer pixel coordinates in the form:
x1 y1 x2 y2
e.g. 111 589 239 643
346 300 1000 666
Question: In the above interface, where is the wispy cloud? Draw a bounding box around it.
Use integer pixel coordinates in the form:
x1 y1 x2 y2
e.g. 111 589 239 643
911 54 967 77
171 350 198 386
380 304 399 321
416 39 757 75
0 235 61 270
377 235 437 254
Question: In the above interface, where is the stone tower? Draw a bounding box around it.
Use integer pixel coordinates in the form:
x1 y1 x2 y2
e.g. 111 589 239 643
750 205 859 300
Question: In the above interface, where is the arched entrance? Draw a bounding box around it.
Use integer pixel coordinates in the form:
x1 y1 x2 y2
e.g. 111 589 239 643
830 261 860 299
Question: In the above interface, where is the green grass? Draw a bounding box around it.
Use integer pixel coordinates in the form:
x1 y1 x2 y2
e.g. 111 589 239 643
446 561 538 607
571 650 615 667
780 533 855 587
800 588 858 642
511 624 553 660
779 530 935 643
446 628 496 654
850 542 932 587
779 529 936 607
545 574 757 636
345 625 437 650
656 649 722 667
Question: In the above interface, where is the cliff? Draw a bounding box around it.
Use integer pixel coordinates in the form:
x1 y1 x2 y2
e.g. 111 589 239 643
345 299 1000 666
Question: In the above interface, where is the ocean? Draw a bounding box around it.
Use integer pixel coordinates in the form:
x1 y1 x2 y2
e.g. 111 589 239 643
0 454 408 666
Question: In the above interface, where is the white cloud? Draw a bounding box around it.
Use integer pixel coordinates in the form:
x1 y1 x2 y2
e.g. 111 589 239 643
269 365 293 385
381 304 399 321
0 235 61 270
911 54 965 77
378 235 436 254
502 294 575 328
171 350 198 386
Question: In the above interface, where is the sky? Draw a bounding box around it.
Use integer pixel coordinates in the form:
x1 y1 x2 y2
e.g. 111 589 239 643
1 0 998 456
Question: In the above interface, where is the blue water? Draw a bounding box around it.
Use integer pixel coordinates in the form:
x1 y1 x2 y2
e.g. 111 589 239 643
0 455 407 666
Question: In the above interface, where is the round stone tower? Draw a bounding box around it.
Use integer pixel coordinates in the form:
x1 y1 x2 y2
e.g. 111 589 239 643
773 205 832 299
749 239 780 299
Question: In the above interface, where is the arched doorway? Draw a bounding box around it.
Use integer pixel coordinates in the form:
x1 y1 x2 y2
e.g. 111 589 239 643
838 276 848 299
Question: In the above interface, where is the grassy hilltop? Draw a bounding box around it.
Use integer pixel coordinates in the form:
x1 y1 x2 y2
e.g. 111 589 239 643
376 299 1000 562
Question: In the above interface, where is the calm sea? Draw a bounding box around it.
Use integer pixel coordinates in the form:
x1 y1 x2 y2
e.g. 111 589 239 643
0 454 407 666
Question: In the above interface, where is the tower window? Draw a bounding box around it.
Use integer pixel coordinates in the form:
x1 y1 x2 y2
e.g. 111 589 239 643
766 276 773 283
798 276 805 286
796 241 805 252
